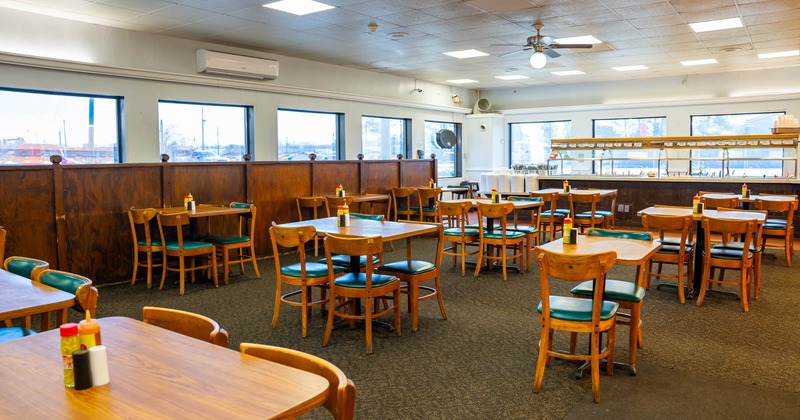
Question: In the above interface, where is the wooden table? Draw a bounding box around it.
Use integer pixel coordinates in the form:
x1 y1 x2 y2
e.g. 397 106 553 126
0 317 329 419
637 206 766 297
0 269 74 330
441 186 470 199
701 193 797 209
160 205 249 240
532 188 617 198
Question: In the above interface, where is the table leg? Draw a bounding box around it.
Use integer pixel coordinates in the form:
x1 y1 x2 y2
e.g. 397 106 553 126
690 219 704 299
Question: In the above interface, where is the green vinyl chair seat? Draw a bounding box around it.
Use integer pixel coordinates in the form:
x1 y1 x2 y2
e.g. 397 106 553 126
657 244 694 254
482 231 525 240
281 262 346 278
165 241 213 251
350 213 384 221
657 237 696 247
444 227 480 237
541 210 568 218
334 272 399 288
708 247 753 260
422 206 436 213
319 254 380 268
507 226 539 234
508 196 543 202
137 239 163 247
204 234 250 245
571 279 646 303
764 221 788 229
765 218 787 227
575 212 605 220
537 296 618 322
464 224 484 230
594 210 614 217
0 327 37 343
588 229 652 241
397 206 420 212
715 241 757 252
376 260 435 275
39 271 90 295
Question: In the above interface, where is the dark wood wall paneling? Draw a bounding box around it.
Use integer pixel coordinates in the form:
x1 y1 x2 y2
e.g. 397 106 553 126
540 178 800 229
0 159 435 285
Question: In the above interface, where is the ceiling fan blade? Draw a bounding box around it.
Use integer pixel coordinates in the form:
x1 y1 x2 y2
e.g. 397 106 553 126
539 36 555 45
544 49 560 58
491 43 524 47
550 43 594 49
499 49 527 58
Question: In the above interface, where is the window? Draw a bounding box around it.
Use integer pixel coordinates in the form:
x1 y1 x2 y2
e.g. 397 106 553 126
593 117 666 175
362 116 409 160
509 121 571 173
691 112 787 177
424 121 461 178
277 109 342 161
0 88 121 164
159 101 252 162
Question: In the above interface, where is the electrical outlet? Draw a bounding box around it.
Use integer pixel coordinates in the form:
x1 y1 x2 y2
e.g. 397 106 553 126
623 204 630 212
617 204 624 212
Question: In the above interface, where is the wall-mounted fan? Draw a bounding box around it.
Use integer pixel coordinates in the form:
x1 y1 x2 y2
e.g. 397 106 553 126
436 129 457 149
493 23 593 68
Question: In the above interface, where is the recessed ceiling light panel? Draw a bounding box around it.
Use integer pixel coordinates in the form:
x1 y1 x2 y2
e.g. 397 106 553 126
758 50 799 59
554 35 602 45
612 65 648 71
689 17 742 33
263 0 334 16
495 75 530 80
443 49 488 59
551 70 585 76
446 79 479 84
680 58 718 66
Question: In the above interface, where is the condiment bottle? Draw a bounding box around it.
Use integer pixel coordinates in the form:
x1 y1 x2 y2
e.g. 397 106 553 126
183 194 190 209
429 178 434 188
563 180 570 193
335 184 343 197
741 183 748 198
491 188 498 203
72 349 93 391
78 311 101 350
563 217 573 244
337 205 344 227
342 202 350 226
187 192 193 205
692 194 700 214
60 323 81 388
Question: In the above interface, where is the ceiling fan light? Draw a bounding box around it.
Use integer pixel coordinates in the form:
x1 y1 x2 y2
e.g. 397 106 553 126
530 52 547 69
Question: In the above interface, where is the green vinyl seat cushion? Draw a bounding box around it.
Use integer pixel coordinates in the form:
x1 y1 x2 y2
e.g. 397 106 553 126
204 234 249 245
541 210 568 218
765 218 787 227
508 196 543 202
281 262 346 278
377 260 435 275
571 279 646 303
537 296 618 322
657 237 695 247
421 206 436 213
588 229 652 241
0 327 37 343
482 230 525 240
334 272 399 288
594 210 613 216
507 226 539 234
39 271 90 295
444 227 480 237
656 244 693 254
319 254 380 268
137 239 163 247
165 241 213 251
397 206 420 212
715 241 757 252
708 246 753 260
351 213 384 221
575 212 605 220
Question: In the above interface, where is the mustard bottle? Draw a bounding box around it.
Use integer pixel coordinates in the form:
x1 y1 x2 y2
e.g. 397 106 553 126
491 188 498 203
563 217 573 244
692 194 700 214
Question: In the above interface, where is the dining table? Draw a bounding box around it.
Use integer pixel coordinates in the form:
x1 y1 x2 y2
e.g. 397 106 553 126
0 317 329 419
637 206 766 298
537 233 661 376
326 193 391 217
700 192 798 209
0 269 75 331
159 204 250 240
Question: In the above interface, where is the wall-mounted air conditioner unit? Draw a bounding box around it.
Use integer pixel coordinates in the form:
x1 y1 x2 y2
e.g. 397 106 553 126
196 49 279 80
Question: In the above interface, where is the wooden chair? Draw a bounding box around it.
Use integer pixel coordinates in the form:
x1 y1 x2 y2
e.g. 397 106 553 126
696 216 757 312
128 207 163 289
34 269 98 331
530 191 568 242
474 202 525 281
714 207 766 300
297 196 330 256
570 193 605 233
375 222 446 332
533 247 618 403
507 196 542 272
3 256 49 328
570 229 651 374
157 211 218 295
391 187 419 221
240 343 356 420
700 194 739 210
318 213 384 270
439 201 480 276
270 222 345 337
204 202 260 285
641 213 694 304
756 197 797 267
142 306 229 347
417 187 442 222
322 234 401 354
592 189 617 229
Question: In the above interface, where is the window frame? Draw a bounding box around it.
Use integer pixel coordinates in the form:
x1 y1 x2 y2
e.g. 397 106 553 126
592 116 667 175
361 115 411 160
277 108 344 161
508 120 572 172
424 120 462 178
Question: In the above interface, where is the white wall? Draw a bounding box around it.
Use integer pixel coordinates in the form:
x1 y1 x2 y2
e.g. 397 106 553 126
0 8 473 165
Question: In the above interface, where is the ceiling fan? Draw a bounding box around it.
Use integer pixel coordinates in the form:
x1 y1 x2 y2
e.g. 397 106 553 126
493 23 594 68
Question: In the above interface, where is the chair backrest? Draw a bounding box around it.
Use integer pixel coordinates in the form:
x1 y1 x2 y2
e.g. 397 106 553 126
717 207 767 246
128 207 159 248
417 187 442 207
324 234 382 286
586 229 652 241
269 222 317 277
569 192 600 217
157 211 190 249
231 202 257 238
535 247 617 323
701 216 756 263
701 195 739 210
4 256 50 279
756 198 797 226
438 200 472 229
326 196 355 215
392 187 417 220
476 202 514 236
34 269 97 315
529 192 560 215
297 196 330 220
641 213 693 245
240 343 356 420
142 306 229 347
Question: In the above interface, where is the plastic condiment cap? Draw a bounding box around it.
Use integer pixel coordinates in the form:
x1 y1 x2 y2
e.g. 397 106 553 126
60 323 79 336
79 311 100 334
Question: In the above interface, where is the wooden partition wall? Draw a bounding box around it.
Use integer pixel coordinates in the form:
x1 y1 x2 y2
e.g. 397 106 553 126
0 159 435 286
